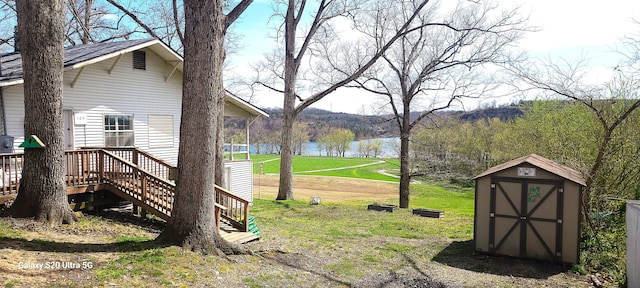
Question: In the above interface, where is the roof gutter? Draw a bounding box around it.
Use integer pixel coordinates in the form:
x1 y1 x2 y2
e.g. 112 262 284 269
0 79 23 88
65 39 174 71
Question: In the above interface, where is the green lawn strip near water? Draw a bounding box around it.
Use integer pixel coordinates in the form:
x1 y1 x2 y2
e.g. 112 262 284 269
298 160 400 182
252 155 401 182
253 155 383 174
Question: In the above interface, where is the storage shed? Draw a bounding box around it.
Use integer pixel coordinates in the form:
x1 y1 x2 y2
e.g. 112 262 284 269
473 154 585 263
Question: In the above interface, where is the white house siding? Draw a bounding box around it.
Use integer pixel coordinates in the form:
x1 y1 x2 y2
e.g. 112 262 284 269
628 200 640 288
2 45 256 202
224 160 253 203
3 48 182 165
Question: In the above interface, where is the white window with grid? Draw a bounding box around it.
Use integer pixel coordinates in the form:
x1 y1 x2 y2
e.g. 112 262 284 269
104 115 134 147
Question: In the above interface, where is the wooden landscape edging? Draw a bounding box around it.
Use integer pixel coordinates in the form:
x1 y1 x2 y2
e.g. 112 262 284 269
367 203 397 212
412 208 444 218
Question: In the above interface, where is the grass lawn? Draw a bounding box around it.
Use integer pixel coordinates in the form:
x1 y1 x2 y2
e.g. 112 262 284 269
252 154 401 182
251 182 475 242
0 156 591 287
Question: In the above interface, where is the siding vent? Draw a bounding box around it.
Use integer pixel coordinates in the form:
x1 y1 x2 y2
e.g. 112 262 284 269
133 50 146 70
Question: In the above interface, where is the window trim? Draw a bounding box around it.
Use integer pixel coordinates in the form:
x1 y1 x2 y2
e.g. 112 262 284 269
103 114 135 147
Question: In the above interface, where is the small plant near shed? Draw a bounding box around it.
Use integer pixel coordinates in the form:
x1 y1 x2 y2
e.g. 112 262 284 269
580 201 627 285
571 264 587 275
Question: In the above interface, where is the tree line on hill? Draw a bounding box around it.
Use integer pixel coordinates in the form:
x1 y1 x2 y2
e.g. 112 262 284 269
224 107 399 155
224 105 525 156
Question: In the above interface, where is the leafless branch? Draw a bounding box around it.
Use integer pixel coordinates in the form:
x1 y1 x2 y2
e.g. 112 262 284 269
225 0 254 29
106 0 161 39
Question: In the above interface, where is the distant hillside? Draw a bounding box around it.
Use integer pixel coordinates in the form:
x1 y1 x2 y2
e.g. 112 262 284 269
260 108 398 141
225 105 525 142
459 106 524 122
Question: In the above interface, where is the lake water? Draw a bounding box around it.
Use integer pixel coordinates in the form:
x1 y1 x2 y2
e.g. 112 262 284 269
251 137 399 158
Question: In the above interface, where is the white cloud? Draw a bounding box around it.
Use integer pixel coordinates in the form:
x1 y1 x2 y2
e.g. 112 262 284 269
518 0 640 53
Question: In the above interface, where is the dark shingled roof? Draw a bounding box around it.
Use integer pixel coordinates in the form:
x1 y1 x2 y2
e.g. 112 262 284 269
0 38 156 85
474 154 586 186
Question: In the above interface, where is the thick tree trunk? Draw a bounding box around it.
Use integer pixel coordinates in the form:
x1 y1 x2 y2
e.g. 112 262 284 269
156 0 235 254
8 0 76 224
277 103 295 200
276 1 298 201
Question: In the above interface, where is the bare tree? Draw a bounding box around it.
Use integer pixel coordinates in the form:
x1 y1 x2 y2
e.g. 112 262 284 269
65 0 139 45
0 0 151 50
0 0 16 52
105 0 245 55
293 122 309 155
509 47 640 220
350 0 527 208
155 0 252 254
256 0 434 200
7 0 77 224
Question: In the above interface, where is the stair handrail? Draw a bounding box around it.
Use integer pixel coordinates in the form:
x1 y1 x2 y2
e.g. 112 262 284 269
99 149 250 231
99 149 175 219
82 147 176 180
214 184 250 232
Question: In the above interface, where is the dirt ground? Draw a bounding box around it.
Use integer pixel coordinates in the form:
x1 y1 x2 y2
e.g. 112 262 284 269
253 174 399 203
0 176 592 287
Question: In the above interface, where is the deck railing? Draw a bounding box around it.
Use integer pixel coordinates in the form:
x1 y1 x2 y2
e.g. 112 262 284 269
0 153 23 196
0 148 250 231
100 150 174 220
64 149 102 187
82 147 174 180
215 185 249 231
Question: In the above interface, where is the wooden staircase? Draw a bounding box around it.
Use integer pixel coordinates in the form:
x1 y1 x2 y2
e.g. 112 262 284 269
0 148 258 244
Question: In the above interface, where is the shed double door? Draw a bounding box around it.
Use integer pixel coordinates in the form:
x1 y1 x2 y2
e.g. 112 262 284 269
489 177 564 261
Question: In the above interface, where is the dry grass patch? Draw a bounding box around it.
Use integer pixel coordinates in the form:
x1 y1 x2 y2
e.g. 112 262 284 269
254 174 398 203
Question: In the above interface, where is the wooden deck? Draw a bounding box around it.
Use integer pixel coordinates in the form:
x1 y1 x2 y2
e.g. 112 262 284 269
0 148 259 244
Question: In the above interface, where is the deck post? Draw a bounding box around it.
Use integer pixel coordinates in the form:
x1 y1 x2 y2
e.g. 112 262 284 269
214 203 227 233
245 117 250 160
244 204 249 232
0 156 6 195
132 148 138 165
140 170 147 205
98 151 104 182
81 151 89 181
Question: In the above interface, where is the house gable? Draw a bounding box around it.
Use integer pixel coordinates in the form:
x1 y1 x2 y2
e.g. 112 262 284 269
0 39 267 166
2 43 184 164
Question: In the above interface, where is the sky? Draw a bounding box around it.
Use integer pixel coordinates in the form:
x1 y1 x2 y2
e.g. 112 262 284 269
225 0 640 115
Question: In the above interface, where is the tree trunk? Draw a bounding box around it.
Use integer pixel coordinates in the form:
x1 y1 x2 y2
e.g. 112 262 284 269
399 131 411 208
8 0 76 225
214 93 226 187
156 0 235 254
276 1 298 201
277 106 295 200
